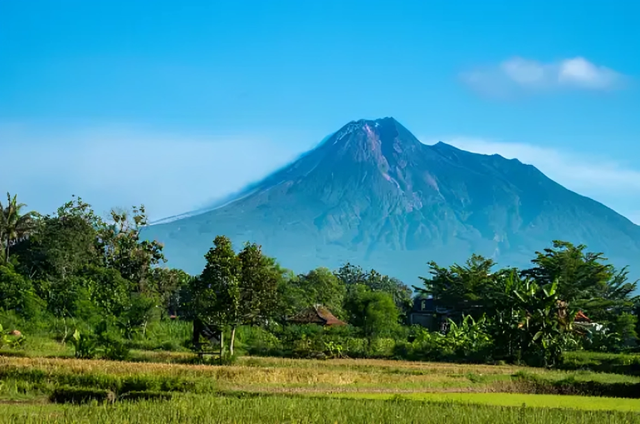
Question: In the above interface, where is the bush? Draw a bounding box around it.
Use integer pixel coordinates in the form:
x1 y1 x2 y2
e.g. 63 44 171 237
94 320 131 361
342 337 367 357
366 338 396 358
0 265 44 319
0 323 27 350
240 326 282 356
512 371 640 398
70 329 97 359
50 385 116 404
218 351 238 365
561 351 640 375
103 339 131 361
119 390 173 402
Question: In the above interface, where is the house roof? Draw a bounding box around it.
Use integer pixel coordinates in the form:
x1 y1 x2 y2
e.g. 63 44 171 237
288 305 346 326
411 297 451 314
411 297 435 312
575 310 591 323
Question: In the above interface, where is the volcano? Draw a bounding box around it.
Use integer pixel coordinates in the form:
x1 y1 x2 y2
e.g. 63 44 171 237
143 117 640 283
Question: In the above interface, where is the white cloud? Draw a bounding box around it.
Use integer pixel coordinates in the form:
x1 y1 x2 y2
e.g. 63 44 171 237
558 57 621 89
462 57 625 96
501 58 550 85
430 136 640 224
0 124 302 221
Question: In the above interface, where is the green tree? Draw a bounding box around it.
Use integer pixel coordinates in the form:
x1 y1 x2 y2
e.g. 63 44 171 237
612 312 638 349
231 242 281 354
0 263 43 318
293 267 346 317
336 263 411 317
11 197 102 320
344 284 400 338
274 270 305 324
189 237 282 355
522 240 637 323
117 293 159 339
190 235 241 354
522 241 613 304
98 205 165 293
488 272 576 367
0 193 38 264
148 267 193 318
83 265 133 316
416 254 498 319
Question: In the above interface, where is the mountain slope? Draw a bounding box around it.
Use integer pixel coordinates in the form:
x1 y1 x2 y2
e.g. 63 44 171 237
143 118 640 283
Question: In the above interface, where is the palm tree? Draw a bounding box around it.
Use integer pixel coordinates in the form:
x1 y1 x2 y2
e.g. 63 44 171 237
0 193 38 264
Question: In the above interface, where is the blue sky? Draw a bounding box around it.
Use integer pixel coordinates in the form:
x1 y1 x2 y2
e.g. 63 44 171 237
1 0 639 222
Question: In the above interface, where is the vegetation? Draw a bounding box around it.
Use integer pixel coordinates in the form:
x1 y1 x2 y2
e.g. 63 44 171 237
5 394 640 424
1 192 639 365
1 191 640 421
1 355 640 422
0 355 639 402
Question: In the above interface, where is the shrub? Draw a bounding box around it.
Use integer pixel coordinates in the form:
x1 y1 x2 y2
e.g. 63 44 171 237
511 371 640 398
366 338 396 358
103 339 131 361
560 351 640 375
119 390 173 402
50 385 116 404
342 337 367 357
218 351 239 365
70 329 97 359
94 321 131 361
240 326 282 355
0 323 27 350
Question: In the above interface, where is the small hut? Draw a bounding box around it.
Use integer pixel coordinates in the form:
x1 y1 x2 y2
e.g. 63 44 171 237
575 310 591 323
573 310 604 334
288 305 346 327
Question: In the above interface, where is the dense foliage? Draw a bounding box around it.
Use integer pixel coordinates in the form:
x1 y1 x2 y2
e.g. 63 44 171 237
1 193 639 368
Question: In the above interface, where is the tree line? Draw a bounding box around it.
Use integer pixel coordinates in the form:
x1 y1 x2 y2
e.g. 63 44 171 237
0 192 638 367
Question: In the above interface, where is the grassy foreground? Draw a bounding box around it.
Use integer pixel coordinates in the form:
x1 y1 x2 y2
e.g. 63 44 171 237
1 354 640 422
329 392 640 412
2 395 640 424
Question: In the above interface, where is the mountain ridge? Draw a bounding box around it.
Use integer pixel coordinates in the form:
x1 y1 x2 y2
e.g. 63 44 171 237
143 117 640 283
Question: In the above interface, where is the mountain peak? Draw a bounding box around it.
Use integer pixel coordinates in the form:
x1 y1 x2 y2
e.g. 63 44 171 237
325 117 423 155
354 116 398 126
333 117 397 136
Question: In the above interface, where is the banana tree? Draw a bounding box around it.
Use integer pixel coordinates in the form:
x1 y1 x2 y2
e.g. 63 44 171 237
442 314 491 359
487 272 577 367
511 279 577 367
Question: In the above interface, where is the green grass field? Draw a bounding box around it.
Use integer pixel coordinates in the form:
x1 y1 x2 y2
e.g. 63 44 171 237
1 352 640 422
2 394 640 424
329 392 640 412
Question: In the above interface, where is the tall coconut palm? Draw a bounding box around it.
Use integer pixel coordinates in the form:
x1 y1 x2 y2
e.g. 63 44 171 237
0 193 38 264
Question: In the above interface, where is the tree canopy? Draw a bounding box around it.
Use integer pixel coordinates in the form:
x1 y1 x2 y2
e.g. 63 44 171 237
0 192 639 368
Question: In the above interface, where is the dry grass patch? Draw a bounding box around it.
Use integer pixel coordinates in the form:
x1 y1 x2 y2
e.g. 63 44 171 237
240 356 526 374
0 356 492 390
3 355 638 398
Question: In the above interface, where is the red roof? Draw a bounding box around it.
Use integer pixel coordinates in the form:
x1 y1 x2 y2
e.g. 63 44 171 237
575 311 591 322
288 305 346 326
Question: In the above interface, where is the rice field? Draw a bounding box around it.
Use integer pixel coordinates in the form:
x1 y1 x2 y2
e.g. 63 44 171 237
1 354 640 422
2 395 640 424
329 392 640 412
